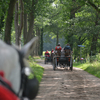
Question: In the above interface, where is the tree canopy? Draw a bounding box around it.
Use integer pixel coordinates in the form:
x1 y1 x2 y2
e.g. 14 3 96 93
0 0 100 58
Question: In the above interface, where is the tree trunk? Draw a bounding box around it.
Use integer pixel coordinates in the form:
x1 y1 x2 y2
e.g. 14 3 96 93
35 27 41 56
40 28 43 55
23 13 28 44
15 1 19 44
90 35 98 55
15 0 23 47
25 0 35 43
26 12 35 42
36 27 41 56
4 0 16 44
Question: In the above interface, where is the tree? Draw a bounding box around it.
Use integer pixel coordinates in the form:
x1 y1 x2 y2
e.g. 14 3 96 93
4 0 16 44
23 0 53 55
14 0 24 47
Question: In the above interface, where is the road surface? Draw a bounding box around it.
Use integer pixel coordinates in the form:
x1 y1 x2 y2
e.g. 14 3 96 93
34 59 100 100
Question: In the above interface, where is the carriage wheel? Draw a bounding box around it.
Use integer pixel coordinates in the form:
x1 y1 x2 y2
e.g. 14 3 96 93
44 58 47 64
70 59 73 71
44 59 46 64
53 58 56 70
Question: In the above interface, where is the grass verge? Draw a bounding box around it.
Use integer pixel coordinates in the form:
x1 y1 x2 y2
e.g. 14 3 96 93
74 62 100 78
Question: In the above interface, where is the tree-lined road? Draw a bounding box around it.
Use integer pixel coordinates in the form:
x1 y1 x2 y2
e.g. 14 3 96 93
35 59 100 100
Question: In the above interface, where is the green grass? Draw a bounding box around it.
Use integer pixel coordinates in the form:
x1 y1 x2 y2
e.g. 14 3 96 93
28 56 44 83
74 62 100 78
28 55 41 62
33 56 41 59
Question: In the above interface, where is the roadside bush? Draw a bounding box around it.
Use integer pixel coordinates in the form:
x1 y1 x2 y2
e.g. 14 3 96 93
28 56 44 83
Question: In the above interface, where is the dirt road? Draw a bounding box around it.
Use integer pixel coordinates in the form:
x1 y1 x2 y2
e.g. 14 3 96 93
34 59 100 100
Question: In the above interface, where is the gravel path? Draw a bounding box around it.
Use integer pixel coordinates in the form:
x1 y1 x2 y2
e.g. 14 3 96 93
34 59 100 100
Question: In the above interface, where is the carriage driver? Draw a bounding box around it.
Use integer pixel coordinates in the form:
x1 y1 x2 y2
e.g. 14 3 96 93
55 43 62 50
64 43 71 50
45 50 50 57
64 43 73 55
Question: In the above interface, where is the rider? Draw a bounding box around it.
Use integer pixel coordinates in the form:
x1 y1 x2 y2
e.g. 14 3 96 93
55 43 62 50
64 43 71 50
64 43 72 56
51 49 54 54
55 43 62 56
45 50 50 57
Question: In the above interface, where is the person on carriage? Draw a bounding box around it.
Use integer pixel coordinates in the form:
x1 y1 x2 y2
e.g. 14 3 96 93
50 49 54 63
55 43 62 56
64 43 71 50
51 49 54 54
45 50 50 57
55 43 62 50
64 43 72 56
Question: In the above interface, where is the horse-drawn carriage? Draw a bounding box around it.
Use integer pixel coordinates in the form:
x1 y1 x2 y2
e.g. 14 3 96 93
44 53 52 64
52 48 73 71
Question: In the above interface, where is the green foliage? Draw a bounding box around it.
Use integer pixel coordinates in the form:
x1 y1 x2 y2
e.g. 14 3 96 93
28 56 44 82
89 53 100 62
74 53 100 78
33 56 41 60
1 0 100 60
29 62 44 83
28 55 41 62
0 0 10 39
11 31 15 43
43 34 65 51
28 55 34 62
74 61 100 78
